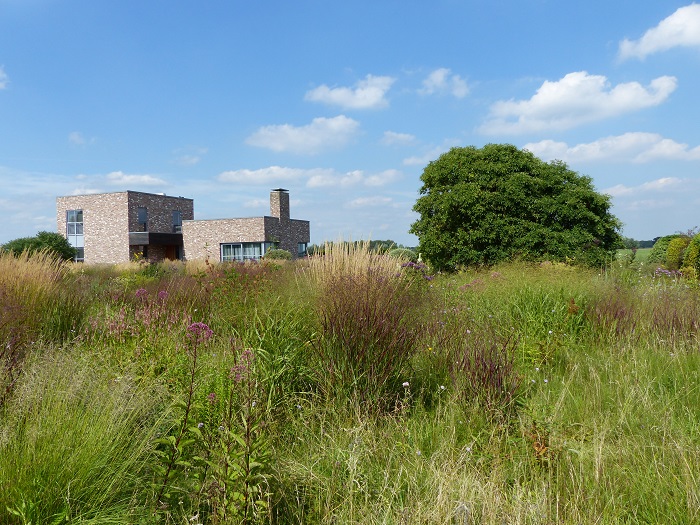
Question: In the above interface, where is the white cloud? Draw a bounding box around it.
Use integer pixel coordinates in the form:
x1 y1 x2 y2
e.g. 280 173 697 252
619 4 700 60
106 171 166 186
346 196 393 208
603 177 684 197
307 170 363 188
403 144 453 166
480 71 677 134
306 168 401 188
524 132 700 163
218 166 322 184
365 169 401 187
245 115 360 155
305 74 395 109
419 68 469 98
381 131 416 146
0 66 8 89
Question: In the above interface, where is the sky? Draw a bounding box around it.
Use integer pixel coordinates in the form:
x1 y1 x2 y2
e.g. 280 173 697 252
2 0 700 247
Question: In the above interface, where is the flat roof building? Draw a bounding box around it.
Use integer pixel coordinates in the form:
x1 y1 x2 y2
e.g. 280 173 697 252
56 189 309 263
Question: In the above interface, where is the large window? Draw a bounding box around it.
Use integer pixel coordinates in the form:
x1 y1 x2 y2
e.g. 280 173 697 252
221 242 276 262
172 210 182 233
298 242 308 257
66 209 84 262
137 207 148 231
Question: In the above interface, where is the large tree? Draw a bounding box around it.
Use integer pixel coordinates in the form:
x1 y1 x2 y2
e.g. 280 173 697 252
410 144 622 271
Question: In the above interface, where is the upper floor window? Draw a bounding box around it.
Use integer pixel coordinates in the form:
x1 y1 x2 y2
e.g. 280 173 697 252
137 207 148 231
172 210 182 233
66 209 84 262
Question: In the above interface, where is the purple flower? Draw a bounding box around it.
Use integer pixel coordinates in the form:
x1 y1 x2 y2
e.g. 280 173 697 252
158 290 169 301
187 322 213 342
135 288 148 299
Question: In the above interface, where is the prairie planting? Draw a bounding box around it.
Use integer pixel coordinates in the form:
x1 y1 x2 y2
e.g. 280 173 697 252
0 248 698 524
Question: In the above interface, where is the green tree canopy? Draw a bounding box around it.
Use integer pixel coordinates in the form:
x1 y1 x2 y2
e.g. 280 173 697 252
1 231 77 261
409 144 623 271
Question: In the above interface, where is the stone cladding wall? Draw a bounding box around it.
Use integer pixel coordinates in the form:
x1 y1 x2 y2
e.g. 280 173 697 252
56 191 193 264
182 217 266 261
57 192 130 264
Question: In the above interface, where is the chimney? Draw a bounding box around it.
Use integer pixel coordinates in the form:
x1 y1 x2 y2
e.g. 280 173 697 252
270 188 290 222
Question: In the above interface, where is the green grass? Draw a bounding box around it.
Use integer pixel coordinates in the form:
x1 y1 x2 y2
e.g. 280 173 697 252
1 252 699 524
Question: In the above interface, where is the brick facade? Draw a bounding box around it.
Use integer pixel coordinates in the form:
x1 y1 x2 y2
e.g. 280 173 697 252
181 189 310 261
56 189 309 264
56 191 194 264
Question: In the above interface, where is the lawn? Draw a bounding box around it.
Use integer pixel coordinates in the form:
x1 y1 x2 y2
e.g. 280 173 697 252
1 247 698 524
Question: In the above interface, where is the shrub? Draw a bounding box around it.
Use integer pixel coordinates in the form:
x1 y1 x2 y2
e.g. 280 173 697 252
648 234 681 264
665 236 691 270
388 247 418 262
681 233 700 273
1 231 77 261
264 248 292 260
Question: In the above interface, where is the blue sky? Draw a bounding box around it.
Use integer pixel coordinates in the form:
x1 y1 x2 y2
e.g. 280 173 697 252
2 0 700 246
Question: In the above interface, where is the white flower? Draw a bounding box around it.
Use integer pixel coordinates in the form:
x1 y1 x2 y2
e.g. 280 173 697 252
402 381 410 388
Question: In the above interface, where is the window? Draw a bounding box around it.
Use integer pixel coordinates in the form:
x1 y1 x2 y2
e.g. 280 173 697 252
137 207 148 231
220 242 269 262
298 242 308 257
221 243 242 262
172 210 182 233
66 209 84 262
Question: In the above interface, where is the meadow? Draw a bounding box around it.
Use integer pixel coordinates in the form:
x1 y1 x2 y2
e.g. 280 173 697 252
0 245 698 524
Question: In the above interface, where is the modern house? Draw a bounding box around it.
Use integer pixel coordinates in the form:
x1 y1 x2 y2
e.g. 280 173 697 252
56 188 309 264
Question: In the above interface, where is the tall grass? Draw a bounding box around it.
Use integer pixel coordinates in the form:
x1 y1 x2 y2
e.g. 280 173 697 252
0 349 168 523
1 252 699 523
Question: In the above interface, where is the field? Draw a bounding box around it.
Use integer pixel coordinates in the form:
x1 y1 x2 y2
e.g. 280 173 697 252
1 247 698 524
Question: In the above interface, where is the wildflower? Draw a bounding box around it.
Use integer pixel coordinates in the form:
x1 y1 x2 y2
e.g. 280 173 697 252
544 379 549 383
158 290 169 301
135 288 148 299
548 330 553 334
402 381 410 388
440 385 446 391
416 450 421 456
207 392 217 404
197 422 204 429
187 322 213 342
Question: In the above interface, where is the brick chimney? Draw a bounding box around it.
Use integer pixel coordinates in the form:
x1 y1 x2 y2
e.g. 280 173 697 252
270 188 290 222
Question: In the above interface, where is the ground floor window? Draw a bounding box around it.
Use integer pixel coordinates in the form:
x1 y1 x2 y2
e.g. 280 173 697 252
221 242 277 262
298 242 308 257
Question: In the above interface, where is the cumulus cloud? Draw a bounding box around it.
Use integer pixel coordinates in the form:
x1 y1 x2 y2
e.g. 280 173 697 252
419 68 469 98
403 143 456 166
603 177 683 197
346 196 393 208
524 132 700 163
245 115 360 155
0 66 8 89
307 168 401 188
381 131 416 146
480 71 677 134
305 74 395 109
619 4 700 60
106 171 166 186
218 166 323 185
